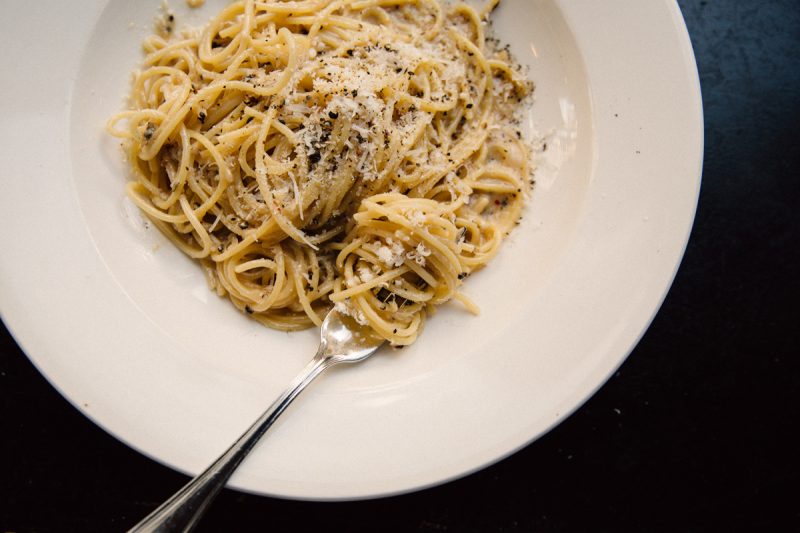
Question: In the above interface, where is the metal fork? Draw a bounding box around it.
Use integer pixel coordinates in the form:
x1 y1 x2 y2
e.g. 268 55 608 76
128 309 385 532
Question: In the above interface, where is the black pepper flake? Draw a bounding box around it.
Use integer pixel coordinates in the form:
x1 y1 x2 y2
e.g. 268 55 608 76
244 306 254 315
198 111 206 123
143 122 156 141
309 152 321 164
328 111 339 119
458 273 467 280
346 49 354 56
217 245 224 252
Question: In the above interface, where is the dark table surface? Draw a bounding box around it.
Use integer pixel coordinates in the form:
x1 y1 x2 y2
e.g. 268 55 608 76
2 1 798 531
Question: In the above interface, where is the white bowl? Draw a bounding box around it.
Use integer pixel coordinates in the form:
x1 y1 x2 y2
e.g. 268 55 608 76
0 0 701 499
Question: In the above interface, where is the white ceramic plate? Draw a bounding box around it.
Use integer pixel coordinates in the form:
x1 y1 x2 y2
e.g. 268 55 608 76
0 0 701 499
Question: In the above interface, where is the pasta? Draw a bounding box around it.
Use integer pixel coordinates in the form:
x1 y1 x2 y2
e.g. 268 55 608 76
108 0 532 345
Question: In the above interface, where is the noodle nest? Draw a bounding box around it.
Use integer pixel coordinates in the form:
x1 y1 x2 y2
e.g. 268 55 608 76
109 0 532 345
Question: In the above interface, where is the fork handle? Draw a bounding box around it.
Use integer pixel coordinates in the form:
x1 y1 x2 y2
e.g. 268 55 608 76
128 354 331 533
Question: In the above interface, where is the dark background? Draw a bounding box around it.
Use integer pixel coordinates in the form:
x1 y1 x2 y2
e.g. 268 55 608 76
2 1 798 531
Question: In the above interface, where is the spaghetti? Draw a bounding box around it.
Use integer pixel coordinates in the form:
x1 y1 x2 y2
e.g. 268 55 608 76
109 0 532 345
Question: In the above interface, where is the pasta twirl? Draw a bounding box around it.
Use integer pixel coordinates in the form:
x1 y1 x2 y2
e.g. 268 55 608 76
109 0 533 345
